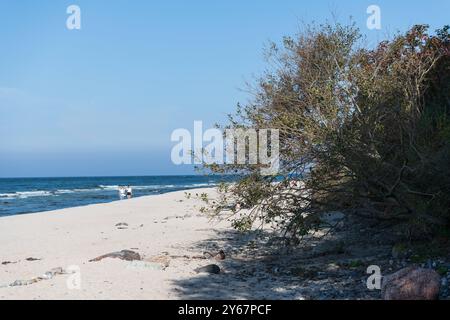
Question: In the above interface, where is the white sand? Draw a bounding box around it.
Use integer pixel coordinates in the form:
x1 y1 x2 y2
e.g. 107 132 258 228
0 188 305 300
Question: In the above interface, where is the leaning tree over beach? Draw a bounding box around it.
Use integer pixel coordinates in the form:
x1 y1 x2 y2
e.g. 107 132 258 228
205 22 450 242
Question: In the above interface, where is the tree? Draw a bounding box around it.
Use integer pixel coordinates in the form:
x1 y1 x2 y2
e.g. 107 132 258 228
206 23 450 242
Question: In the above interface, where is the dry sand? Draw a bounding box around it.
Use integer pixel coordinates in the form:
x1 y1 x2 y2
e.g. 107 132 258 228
0 188 305 300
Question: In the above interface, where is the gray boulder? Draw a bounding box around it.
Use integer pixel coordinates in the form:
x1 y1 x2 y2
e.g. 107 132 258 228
382 266 441 300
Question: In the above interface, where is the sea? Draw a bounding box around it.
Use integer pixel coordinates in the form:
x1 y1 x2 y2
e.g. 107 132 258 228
0 175 231 217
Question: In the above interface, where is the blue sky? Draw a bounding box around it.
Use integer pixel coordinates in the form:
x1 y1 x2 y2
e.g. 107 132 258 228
0 0 448 177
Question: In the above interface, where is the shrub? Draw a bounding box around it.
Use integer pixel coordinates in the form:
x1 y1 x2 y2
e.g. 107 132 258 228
206 23 450 241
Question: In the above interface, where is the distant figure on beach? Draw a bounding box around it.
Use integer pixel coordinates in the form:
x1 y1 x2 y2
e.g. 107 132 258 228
118 186 127 200
126 186 133 199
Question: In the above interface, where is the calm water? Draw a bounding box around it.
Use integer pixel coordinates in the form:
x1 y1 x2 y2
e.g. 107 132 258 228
0 175 230 217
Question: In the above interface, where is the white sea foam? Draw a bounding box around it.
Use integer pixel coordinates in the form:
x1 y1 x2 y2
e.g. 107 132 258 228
1 189 79 199
0 183 216 200
0 191 53 199
73 188 99 192
56 189 76 194
98 184 182 190
98 185 120 190
190 183 213 187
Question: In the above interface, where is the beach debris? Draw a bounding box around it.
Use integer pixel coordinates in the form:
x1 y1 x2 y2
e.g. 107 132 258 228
194 264 221 274
169 254 192 260
89 250 141 262
2 267 72 288
167 250 226 262
115 222 129 230
2 258 41 266
25 257 41 262
205 250 226 261
127 260 168 271
382 266 441 300
192 250 226 261
144 255 171 270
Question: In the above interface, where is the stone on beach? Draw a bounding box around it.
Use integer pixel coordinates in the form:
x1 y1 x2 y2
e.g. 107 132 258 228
194 264 221 274
382 266 441 300
115 222 129 230
25 257 41 262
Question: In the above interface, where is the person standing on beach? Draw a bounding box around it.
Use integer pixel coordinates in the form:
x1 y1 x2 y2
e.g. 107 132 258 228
118 186 126 200
126 186 133 199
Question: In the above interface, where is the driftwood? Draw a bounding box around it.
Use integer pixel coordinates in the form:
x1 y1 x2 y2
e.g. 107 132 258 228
0 267 70 288
89 250 141 262
169 250 226 261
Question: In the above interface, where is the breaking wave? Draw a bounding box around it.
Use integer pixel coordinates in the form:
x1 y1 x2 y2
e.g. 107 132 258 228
0 183 216 200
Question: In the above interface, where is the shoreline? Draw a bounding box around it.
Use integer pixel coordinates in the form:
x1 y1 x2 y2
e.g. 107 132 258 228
0 186 215 220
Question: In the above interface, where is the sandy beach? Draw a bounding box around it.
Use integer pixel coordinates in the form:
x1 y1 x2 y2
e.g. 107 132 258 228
0 187 307 300
2 184 433 301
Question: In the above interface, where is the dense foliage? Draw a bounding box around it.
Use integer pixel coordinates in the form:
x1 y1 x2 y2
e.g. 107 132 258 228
207 23 450 241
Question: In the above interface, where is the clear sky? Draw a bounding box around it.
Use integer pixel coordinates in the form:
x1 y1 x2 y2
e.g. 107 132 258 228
0 0 448 177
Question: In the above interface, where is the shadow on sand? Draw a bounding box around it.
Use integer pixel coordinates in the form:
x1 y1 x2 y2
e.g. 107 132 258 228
170 224 388 300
